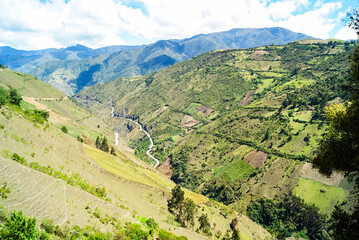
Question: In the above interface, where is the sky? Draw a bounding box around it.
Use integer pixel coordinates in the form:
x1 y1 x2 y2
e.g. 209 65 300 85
0 0 357 50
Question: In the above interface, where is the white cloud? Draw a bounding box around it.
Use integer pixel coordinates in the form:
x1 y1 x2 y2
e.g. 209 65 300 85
0 0 128 49
277 2 342 39
268 0 309 20
0 0 350 49
335 26 357 40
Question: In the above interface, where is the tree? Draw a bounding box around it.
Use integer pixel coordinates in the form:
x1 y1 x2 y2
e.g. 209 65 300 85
8 89 22 106
312 10 359 240
111 146 116 156
182 199 197 228
331 204 359 240
95 136 100 148
313 10 359 181
101 136 109 152
167 184 185 215
0 87 7 106
0 211 43 240
198 213 211 236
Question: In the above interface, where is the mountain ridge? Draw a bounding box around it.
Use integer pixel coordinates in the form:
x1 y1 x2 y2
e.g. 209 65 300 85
0 27 312 95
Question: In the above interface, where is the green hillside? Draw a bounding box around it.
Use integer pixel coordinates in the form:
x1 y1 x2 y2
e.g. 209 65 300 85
77 39 355 239
0 68 65 98
0 68 269 239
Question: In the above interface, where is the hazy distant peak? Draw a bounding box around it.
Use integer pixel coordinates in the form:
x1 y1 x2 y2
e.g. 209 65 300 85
65 44 92 52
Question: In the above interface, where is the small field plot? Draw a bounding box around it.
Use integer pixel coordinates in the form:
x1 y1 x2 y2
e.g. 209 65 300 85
214 158 254 183
293 178 348 215
294 111 313 122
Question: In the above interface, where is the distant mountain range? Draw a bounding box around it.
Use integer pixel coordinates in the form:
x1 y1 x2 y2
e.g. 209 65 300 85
0 27 312 95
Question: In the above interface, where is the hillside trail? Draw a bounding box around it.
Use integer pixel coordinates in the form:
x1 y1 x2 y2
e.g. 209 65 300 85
77 98 160 168
21 96 68 123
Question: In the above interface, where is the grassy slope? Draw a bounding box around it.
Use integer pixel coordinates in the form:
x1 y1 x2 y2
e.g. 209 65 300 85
0 69 65 97
77 40 354 214
0 69 269 239
293 178 348 215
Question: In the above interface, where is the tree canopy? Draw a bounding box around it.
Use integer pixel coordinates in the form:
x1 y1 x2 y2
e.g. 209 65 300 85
313 9 359 183
312 10 359 240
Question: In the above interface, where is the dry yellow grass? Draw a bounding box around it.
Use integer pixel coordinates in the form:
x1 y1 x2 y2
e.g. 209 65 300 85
85 145 208 204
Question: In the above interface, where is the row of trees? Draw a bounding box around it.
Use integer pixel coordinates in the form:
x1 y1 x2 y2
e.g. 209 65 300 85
167 185 240 239
167 185 198 228
95 136 116 155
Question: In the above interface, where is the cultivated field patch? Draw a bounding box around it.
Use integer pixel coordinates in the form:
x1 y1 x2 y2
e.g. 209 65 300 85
244 150 267 168
293 178 348 215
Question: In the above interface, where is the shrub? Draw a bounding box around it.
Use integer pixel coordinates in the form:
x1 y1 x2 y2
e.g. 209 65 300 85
11 153 27 165
145 218 158 229
40 219 54 234
61 126 68 133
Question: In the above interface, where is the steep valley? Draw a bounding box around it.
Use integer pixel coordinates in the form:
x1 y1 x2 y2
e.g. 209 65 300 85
0 67 270 239
76 39 356 238
0 38 357 240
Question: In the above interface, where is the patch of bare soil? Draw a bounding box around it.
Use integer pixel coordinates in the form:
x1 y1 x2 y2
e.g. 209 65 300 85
298 39 330 44
158 158 173 178
250 50 269 58
179 115 199 128
22 96 68 123
197 105 214 117
244 150 267 168
185 128 194 134
239 91 255 106
300 163 344 187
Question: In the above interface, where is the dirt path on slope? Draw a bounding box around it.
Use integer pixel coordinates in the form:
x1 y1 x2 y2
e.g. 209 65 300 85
22 96 68 123
239 91 254 106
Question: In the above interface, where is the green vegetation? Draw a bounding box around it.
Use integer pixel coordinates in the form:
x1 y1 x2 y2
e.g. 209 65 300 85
0 67 268 240
0 86 49 125
61 125 68 133
95 135 109 152
293 178 348 214
157 229 188 240
77 39 358 239
0 183 10 199
167 185 198 228
311 13 359 240
0 87 22 106
247 194 327 239
0 68 65 98
0 211 47 240
78 40 354 210
197 213 211 236
0 208 188 240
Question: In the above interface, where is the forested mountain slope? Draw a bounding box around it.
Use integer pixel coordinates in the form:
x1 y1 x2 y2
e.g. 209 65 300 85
77 39 356 239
